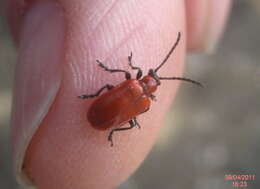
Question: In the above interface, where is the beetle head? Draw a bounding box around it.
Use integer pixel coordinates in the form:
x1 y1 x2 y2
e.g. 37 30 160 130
148 69 161 85
140 70 159 95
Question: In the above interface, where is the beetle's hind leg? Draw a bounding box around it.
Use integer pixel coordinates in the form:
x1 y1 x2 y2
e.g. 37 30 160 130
128 52 143 79
78 84 114 99
108 119 138 147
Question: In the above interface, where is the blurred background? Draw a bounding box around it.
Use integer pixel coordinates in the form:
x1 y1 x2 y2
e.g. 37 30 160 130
1 0 260 188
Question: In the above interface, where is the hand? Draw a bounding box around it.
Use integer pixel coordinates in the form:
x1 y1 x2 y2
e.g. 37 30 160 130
6 0 231 188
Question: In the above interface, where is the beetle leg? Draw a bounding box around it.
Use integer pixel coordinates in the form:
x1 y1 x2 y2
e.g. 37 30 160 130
108 119 136 147
128 52 143 80
150 94 157 101
133 117 141 129
96 60 131 80
132 108 150 130
78 84 114 99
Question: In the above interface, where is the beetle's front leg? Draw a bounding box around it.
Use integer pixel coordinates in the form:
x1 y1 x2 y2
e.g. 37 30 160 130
128 52 143 79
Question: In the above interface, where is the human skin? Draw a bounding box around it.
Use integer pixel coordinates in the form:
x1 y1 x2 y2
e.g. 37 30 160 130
6 0 231 188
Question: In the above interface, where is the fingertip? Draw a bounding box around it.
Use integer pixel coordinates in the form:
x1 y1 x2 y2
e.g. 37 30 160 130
16 0 187 189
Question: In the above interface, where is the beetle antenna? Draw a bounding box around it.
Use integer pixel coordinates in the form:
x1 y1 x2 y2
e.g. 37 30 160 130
159 77 203 87
154 32 181 73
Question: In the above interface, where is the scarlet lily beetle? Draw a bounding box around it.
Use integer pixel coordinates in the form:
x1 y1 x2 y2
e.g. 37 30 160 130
79 32 202 146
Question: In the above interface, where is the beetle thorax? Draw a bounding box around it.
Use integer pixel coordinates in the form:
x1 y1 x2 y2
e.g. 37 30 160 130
140 75 158 95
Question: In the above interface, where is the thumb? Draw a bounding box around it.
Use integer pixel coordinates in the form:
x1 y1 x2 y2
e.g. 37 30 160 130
9 0 186 188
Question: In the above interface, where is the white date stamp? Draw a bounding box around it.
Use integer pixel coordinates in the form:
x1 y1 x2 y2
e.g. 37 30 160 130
224 174 255 187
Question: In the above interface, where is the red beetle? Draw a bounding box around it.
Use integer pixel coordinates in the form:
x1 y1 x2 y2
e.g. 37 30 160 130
79 32 202 146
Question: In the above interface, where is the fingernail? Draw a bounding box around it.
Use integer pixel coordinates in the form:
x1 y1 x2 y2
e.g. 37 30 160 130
11 2 65 187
